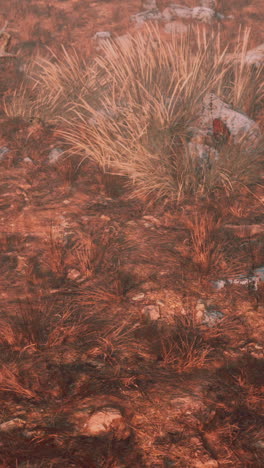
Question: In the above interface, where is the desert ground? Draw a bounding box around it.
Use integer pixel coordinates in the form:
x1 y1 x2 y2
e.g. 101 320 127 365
0 0 263 467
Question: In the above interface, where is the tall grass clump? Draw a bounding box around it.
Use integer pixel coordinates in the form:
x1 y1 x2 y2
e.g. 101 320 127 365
5 24 263 202
58 24 263 203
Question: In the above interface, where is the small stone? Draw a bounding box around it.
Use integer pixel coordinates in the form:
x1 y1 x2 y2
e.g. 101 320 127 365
67 268 81 281
0 418 26 432
143 305 160 321
72 406 130 439
93 31 111 40
131 292 145 302
23 157 33 164
48 147 63 164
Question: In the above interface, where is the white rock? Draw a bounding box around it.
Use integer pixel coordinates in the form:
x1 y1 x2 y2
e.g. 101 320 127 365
93 31 111 41
192 6 216 23
23 157 33 164
131 292 145 301
164 21 188 34
201 93 261 145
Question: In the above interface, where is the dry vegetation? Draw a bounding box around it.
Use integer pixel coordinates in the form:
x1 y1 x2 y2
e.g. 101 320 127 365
0 2 263 467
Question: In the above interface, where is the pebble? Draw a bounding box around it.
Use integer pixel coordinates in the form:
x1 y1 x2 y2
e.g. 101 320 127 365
48 147 63 164
131 292 145 302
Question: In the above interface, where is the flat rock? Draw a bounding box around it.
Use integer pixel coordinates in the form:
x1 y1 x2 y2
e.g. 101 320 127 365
71 406 130 439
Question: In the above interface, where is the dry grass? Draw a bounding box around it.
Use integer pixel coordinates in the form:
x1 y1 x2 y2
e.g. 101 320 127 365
57 24 263 203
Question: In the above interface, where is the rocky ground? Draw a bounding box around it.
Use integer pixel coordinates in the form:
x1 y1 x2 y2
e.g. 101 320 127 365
0 1 263 467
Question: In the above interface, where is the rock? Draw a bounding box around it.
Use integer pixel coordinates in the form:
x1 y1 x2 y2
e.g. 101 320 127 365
143 305 160 321
131 9 163 26
164 21 188 34
93 31 111 41
162 5 217 23
67 268 81 281
201 93 261 145
162 5 192 22
72 406 130 439
48 147 63 164
0 146 9 161
192 6 216 23
245 43 264 66
131 292 145 302
212 266 264 291
23 157 33 164
142 0 157 10
0 418 26 432
202 309 224 327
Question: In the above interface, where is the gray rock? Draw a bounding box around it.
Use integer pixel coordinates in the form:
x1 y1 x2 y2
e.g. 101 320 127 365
212 266 264 291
